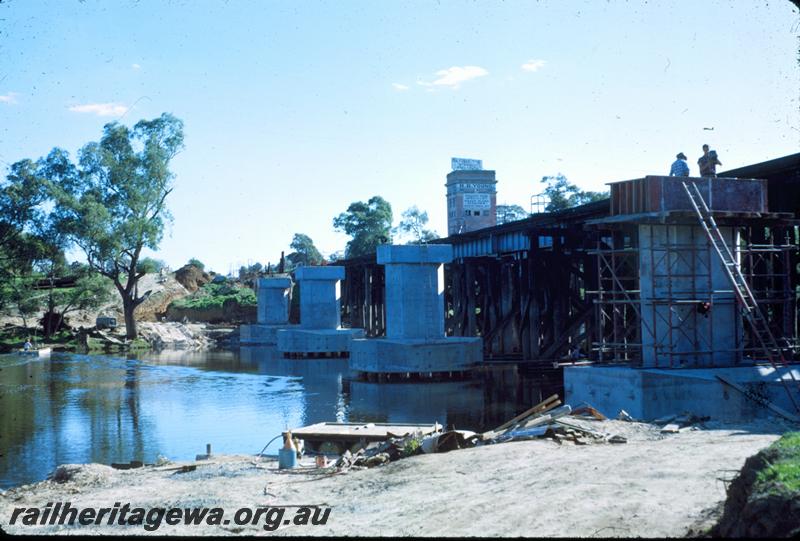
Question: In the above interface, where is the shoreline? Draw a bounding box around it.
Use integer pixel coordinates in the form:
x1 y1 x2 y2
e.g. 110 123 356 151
0 419 787 537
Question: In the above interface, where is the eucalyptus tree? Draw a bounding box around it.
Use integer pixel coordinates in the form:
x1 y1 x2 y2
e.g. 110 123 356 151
48 113 184 338
333 196 393 258
395 206 438 244
286 233 323 267
540 174 607 212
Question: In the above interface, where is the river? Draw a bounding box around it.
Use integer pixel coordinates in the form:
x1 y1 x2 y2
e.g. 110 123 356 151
0 346 561 489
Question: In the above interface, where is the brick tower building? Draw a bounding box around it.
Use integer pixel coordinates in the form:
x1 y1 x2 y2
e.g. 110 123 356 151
445 158 497 236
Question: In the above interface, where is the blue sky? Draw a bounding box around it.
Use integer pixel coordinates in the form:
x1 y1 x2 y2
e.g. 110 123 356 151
1 0 798 273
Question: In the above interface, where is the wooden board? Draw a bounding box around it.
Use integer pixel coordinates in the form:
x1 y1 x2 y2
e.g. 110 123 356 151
289 422 440 443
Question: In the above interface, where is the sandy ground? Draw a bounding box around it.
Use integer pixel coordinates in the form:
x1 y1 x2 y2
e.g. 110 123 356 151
0 419 788 537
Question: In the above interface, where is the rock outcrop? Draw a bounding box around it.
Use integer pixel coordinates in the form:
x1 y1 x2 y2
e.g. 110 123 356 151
174 264 211 292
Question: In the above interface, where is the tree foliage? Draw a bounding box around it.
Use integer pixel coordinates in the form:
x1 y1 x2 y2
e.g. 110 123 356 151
395 206 438 244
287 233 323 267
0 160 48 248
41 265 113 337
48 113 184 338
0 160 51 276
137 257 167 274
540 174 608 212
496 204 529 225
333 196 393 258
0 275 42 329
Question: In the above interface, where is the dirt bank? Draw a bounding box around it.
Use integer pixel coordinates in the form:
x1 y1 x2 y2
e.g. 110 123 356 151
0 419 787 537
712 432 800 537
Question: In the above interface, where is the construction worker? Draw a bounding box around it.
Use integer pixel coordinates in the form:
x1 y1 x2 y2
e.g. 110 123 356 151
669 152 690 176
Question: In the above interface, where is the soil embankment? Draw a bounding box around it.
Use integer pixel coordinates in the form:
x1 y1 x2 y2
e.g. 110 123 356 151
0 420 785 537
712 432 800 537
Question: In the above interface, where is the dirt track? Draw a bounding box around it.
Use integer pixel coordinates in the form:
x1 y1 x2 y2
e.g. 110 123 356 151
0 419 787 537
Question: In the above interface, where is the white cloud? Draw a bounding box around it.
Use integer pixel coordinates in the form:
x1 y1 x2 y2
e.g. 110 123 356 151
0 92 19 104
521 59 547 72
392 83 409 91
132 63 141 70
418 65 488 89
68 102 129 117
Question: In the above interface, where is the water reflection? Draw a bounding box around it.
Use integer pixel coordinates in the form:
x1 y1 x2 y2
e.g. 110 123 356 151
0 347 561 489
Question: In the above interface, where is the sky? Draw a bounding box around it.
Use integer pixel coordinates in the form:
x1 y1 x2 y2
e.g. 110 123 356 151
1 0 798 274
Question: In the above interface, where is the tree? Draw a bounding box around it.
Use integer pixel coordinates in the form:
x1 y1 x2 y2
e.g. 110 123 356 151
0 160 62 332
496 204 529 225
286 233 323 267
332 196 393 258
48 113 184 338
0 160 48 254
395 206 439 244
187 258 205 270
0 160 51 286
137 257 167 274
41 265 112 338
1 275 42 330
237 262 264 285
540 174 608 212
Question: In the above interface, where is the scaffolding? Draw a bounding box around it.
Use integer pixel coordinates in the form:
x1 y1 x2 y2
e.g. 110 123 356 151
591 222 797 368
591 228 642 364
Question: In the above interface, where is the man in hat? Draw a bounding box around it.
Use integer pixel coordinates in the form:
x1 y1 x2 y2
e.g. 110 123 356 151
669 152 690 176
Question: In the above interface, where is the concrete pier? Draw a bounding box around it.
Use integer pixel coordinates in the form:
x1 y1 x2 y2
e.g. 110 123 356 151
276 266 364 356
239 277 295 345
350 244 482 375
565 364 800 422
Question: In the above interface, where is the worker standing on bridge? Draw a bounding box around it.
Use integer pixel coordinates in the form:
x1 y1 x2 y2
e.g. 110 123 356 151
669 152 690 176
698 144 722 177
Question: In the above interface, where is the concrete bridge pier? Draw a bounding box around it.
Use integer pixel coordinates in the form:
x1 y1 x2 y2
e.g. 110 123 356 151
240 276 295 345
276 266 364 357
350 244 482 376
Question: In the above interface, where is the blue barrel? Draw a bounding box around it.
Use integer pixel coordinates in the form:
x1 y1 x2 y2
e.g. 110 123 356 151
278 447 297 469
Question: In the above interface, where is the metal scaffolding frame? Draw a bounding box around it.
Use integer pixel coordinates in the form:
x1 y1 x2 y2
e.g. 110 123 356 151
740 226 798 358
591 222 798 368
645 224 719 367
591 229 642 364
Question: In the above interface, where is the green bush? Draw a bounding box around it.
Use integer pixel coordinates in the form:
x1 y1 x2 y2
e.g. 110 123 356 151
756 432 800 493
170 282 256 310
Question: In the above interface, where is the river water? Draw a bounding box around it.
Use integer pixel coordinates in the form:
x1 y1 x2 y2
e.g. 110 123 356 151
0 346 561 489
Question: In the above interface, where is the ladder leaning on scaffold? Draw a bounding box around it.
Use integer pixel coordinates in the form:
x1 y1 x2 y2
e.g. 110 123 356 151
681 180 800 415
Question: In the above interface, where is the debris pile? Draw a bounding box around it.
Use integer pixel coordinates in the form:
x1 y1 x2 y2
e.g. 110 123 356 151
294 396 718 475
331 427 481 471
479 394 626 446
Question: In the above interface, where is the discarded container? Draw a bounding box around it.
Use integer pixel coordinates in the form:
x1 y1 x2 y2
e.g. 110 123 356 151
278 431 298 469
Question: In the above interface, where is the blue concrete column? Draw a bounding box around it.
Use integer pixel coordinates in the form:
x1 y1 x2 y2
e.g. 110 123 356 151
295 266 345 330
257 277 293 325
377 244 453 340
